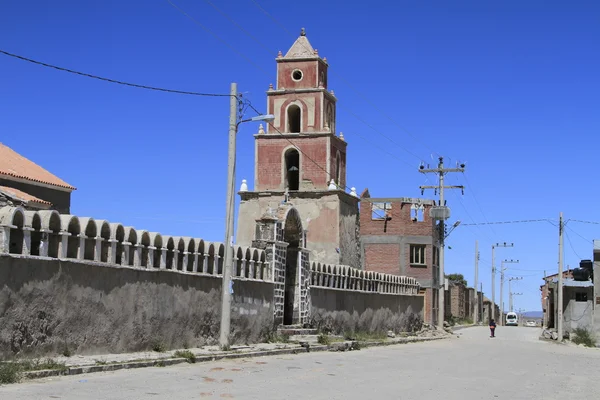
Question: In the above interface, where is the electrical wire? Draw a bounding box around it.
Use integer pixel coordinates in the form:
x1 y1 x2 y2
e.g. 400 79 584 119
462 219 551 226
248 0 438 158
0 49 233 98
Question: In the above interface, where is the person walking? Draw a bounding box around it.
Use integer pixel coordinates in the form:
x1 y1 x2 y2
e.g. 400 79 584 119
489 319 497 338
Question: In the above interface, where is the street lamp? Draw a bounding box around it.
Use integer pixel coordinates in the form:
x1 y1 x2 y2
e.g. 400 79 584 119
220 82 274 349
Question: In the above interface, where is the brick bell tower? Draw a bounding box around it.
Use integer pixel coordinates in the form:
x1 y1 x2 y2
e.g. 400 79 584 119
237 28 360 267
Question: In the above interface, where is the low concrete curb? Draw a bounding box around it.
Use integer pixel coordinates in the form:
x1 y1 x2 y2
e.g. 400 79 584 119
21 336 448 381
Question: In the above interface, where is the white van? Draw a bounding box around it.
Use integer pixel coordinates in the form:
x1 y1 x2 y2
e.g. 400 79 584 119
505 312 518 326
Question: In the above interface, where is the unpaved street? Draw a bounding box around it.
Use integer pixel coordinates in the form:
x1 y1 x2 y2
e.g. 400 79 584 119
2 327 600 399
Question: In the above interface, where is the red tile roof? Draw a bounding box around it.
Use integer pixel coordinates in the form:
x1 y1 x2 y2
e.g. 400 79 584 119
0 185 52 206
0 143 75 190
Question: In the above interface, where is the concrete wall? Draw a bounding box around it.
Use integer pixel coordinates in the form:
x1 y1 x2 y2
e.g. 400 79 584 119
309 287 424 335
0 254 274 358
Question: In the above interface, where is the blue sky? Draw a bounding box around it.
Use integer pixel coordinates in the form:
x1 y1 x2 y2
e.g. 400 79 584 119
1 0 599 312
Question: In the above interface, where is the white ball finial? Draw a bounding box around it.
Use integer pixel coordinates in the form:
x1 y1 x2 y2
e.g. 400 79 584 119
350 187 358 197
239 179 248 192
328 179 337 190
339 132 345 141
258 124 265 134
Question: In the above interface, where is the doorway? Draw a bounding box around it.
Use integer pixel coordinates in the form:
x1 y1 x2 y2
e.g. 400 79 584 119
282 208 303 325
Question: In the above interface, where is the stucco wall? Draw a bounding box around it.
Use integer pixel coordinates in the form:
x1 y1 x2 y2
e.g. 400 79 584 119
0 254 273 358
237 191 359 266
309 287 424 335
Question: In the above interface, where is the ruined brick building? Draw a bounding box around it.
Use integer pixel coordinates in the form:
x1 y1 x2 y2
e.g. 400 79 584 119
359 194 440 325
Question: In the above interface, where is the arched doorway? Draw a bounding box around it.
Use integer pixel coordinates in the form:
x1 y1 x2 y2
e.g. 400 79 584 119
284 148 300 191
283 208 303 325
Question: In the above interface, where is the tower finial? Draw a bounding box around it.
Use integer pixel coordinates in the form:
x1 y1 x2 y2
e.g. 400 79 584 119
300 27 306 36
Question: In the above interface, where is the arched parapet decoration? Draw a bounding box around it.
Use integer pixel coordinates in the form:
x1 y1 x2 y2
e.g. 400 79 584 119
0 206 26 254
217 243 225 275
77 217 97 261
234 246 244 277
147 232 163 268
37 210 61 258
137 231 151 267
244 247 252 278
59 215 80 259
251 248 260 279
179 237 195 272
206 242 216 275
259 250 267 280
95 220 111 263
24 211 42 256
123 227 138 266
163 236 175 270
175 237 185 271
196 239 206 273
109 223 125 265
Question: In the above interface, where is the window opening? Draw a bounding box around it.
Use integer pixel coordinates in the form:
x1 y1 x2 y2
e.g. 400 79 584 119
287 104 301 133
285 149 300 190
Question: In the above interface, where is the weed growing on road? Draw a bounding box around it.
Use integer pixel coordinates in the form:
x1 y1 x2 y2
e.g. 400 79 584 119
174 350 196 363
0 358 68 384
0 362 20 384
572 328 596 348
317 334 332 345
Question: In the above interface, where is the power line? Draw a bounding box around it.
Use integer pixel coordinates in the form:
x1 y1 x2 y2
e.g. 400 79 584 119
166 0 270 78
0 49 232 98
213 0 430 163
167 0 421 169
568 219 600 225
460 171 497 238
564 228 585 259
249 0 438 158
462 219 551 226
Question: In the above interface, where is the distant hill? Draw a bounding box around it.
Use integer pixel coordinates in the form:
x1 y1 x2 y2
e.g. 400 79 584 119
521 311 543 318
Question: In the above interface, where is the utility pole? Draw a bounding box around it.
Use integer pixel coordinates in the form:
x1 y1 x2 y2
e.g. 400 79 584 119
499 259 519 325
558 212 564 341
473 241 479 324
491 242 514 321
219 82 238 349
419 157 465 329
543 270 548 328
508 276 523 311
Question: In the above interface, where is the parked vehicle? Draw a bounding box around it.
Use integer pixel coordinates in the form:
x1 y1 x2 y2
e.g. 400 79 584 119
506 312 519 326
526 320 536 327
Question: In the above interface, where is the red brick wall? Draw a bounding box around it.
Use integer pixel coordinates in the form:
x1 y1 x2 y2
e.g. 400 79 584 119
267 92 324 133
364 244 399 275
277 60 319 90
359 200 436 237
256 136 329 191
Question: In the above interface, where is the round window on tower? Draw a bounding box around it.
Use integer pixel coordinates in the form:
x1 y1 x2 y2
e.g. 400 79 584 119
292 69 303 81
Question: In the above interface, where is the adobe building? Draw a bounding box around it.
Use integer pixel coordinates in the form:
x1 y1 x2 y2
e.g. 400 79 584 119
236 29 360 268
0 143 75 213
359 192 439 325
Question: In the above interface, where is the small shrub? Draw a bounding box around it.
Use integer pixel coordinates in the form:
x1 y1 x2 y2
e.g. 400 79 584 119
152 342 166 353
572 328 596 348
174 350 195 363
155 361 165 368
0 363 21 385
95 360 107 365
62 346 72 358
317 334 331 345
